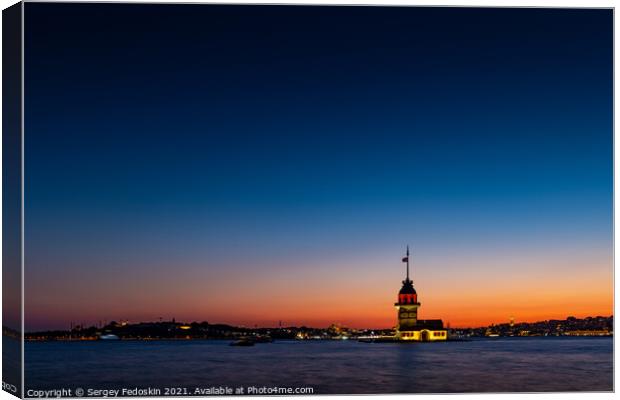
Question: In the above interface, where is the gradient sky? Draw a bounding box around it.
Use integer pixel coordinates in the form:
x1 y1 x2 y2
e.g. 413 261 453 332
24 5 612 331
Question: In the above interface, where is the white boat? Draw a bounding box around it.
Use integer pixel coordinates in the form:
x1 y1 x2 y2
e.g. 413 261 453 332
99 334 120 340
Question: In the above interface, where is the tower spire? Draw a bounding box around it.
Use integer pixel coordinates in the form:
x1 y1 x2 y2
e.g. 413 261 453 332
402 245 411 282
406 245 410 281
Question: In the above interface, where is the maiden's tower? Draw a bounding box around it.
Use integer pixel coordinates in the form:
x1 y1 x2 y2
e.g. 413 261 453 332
394 246 447 341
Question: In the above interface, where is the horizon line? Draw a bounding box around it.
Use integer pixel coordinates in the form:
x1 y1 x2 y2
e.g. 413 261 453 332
20 313 615 333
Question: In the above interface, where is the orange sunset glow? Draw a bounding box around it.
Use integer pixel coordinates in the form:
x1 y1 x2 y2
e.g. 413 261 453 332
25 242 612 330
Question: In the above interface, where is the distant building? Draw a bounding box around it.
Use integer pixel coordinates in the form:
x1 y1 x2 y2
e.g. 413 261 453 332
394 246 447 341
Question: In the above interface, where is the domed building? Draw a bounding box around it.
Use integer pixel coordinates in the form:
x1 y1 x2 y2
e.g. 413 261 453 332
395 247 447 341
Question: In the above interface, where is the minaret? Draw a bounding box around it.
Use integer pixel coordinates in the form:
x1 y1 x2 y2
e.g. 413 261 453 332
395 246 421 337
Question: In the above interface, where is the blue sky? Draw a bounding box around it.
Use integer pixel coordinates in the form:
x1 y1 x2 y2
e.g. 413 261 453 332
24 5 612 330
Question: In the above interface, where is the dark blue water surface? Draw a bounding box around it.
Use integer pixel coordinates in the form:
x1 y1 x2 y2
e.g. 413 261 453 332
25 337 612 395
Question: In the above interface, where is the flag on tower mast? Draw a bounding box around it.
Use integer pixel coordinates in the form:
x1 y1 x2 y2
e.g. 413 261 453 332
402 245 410 281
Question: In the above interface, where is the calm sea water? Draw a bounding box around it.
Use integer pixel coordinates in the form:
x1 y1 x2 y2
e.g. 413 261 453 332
25 337 613 395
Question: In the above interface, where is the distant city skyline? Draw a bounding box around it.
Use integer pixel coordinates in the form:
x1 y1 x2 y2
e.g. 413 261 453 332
23 314 613 336
23 5 612 331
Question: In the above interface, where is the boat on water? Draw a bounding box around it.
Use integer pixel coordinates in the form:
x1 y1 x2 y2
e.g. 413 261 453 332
358 336 398 343
99 334 120 340
230 337 255 346
254 335 273 343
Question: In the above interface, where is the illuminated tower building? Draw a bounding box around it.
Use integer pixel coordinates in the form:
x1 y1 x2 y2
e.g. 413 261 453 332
394 246 447 341
396 246 420 331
